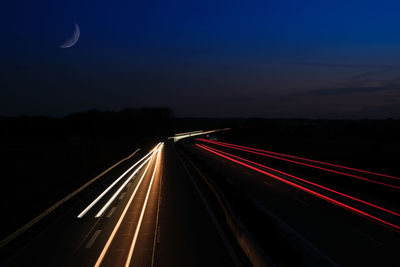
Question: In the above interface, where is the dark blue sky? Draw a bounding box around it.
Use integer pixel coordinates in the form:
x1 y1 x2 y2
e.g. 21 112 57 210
2 0 400 118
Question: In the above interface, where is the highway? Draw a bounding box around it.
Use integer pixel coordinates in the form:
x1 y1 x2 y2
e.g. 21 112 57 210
2 131 399 266
2 141 245 267
179 137 400 266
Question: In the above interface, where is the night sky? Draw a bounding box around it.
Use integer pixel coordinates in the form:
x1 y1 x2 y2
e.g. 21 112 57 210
2 0 400 118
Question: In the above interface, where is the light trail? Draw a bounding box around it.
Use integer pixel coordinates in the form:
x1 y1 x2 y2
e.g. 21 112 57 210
197 138 400 180
170 130 205 142
196 144 400 232
77 146 158 218
95 143 162 218
170 128 230 142
174 130 204 136
198 144 400 217
197 139 400 189
93 143 161 267
125 143 163 267
0 148 141 248
95 156 152 217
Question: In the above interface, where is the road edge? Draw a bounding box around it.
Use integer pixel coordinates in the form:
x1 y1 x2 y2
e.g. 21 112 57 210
0 148 140 249
178 146 272 267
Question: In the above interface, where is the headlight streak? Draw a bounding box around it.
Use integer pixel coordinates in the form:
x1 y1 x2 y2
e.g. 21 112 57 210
124 143 163 267
95 156 152 218
169 129 227 142
197 138 400 189
196 144 400 232
93 143 161 267
77 145 159 218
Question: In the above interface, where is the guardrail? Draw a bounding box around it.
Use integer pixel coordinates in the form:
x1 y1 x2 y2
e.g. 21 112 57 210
179 147 271 267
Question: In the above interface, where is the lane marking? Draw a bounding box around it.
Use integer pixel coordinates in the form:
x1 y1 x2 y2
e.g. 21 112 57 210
0 148 140 248
76 216 103 252
93 144 160 267
353 228 384 246
107 207 117 218
295 197 309 207
119 193 126 200
249 195 337 266
197 144 400 231
95 153 155 218
178 154 242 267
125 144 163 267
264 181 272 188
86 230 102 248
77 149 153 218
198 144 400 219
151 154 164 267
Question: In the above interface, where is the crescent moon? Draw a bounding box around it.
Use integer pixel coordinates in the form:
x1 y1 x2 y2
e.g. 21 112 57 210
60 23 80 48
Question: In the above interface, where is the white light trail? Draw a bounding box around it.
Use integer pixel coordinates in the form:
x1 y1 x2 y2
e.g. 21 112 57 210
169 128 230 142
95 156 151 217
124 143 163 267
77 145 158 218
93 144 159 267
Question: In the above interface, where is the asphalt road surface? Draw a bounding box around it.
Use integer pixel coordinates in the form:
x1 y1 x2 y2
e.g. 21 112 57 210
3 134 399 267
2 141 244 267
182 138 400 266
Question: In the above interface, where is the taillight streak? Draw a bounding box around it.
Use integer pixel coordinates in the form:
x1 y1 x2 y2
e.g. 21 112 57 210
197 139 400 189
196 144 400 232
197 138 400 180
199 144 400 217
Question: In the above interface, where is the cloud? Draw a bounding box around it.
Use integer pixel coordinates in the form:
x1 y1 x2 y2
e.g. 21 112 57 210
300 86 387 96
349 68 400 85
296 62 398 69
294 61 400 98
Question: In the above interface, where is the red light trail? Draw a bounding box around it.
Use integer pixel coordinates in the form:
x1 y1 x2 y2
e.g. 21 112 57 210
197 144 400 217
196 143 400 232
197 138 400 180
197 139 400 189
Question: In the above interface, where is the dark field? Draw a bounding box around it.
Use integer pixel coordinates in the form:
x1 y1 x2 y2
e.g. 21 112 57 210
0 108 172 240
1 112 399 250
215 119 400 177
